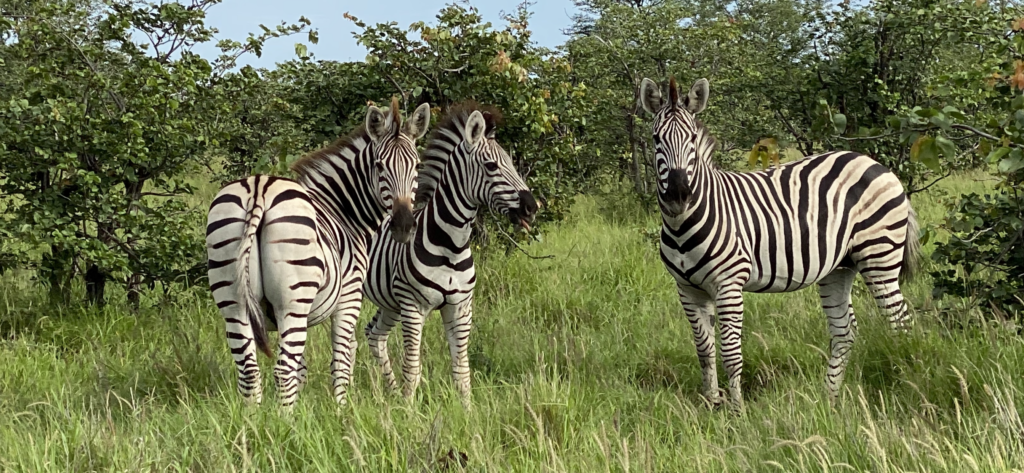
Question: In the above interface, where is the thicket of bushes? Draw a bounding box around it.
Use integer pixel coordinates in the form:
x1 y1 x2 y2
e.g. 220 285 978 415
0 0 1020 319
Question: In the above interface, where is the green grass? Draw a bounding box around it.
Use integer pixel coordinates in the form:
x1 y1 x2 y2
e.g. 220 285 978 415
2 172 1022 472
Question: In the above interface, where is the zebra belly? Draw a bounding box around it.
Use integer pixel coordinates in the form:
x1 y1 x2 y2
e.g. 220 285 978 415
306 239 365 326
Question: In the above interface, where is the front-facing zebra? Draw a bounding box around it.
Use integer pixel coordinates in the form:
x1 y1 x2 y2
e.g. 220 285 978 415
639 77 921 407
362 103 537 405
206 99 431 408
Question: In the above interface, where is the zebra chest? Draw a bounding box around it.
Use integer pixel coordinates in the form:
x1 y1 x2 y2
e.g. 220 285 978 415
406 258 476 310
659 231 750 290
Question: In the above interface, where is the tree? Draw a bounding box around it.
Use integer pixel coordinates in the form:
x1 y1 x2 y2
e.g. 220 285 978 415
349 3 593 223
0 0 312 305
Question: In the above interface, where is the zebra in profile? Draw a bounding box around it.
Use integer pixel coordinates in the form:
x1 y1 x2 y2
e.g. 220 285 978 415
206 99 431 408
638 77 921 407
362 103 537 404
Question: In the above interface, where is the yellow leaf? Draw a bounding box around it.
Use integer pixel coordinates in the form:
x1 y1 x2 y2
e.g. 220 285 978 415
748 146 761 168
910 135 926 161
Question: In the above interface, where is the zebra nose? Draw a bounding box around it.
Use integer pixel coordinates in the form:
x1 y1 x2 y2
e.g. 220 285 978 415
664 168 690 203
518 190 538 217
390 198 416 244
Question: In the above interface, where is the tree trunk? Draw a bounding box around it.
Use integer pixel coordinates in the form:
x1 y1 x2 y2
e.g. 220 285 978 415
127 272 142 310
44 244 75 306
626 112 644 194
85 263 106 306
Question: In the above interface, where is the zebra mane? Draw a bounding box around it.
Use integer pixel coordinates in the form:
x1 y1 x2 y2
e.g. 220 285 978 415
290 127 372 180
290 98 402 179
689 116 720 168
414 101 503 205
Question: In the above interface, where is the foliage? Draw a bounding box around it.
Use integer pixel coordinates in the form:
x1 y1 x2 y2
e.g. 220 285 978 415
928 1 1024 320
350 3 593 223
0 0 312 304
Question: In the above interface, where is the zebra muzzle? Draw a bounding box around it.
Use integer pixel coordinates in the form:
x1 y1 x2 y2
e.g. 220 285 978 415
390 198 416 244
661 168 691 215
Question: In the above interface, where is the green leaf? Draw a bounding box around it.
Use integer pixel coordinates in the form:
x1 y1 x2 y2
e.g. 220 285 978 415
831 113 847 135
294 43 308 59
986 146 1011 164
998 150 1024 174
930 115 952 132
934 135 956 159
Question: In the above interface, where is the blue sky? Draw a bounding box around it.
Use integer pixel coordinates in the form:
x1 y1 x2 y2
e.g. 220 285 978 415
191 0 579 68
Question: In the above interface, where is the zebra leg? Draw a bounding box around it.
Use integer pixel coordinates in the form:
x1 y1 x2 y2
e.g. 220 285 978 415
678 285 720 407
329 300 362 405
272 308 311 410
817 269 857 401
862 271 912 332
715 285 746 408
366 308 400 392
221 306 263 404
296 354 308 392
440 300 473 407
399 307 426 400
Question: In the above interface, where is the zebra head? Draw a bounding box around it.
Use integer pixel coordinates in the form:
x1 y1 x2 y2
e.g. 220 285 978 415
365 98 432 244
462 108 538 231
639 77 710 218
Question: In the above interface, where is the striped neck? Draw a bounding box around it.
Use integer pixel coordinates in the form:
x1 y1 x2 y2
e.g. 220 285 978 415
419 144 478 240
292 135 386 236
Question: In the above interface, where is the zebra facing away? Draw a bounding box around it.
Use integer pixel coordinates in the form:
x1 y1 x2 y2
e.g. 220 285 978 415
362 103 538 405
638 77 921 408
206 99 431 408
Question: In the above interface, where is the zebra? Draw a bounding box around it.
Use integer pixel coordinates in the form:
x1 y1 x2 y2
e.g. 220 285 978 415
205 99 431 408
638 77 921 407
361 103 538 405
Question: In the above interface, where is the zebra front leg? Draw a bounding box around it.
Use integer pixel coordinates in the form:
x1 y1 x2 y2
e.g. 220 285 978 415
440 300 473 407
273 308 310 410
365 308 400 392
818 269 857 402
678 286 720 407
715 285 746 408
330 301 362 405
399 307 426 400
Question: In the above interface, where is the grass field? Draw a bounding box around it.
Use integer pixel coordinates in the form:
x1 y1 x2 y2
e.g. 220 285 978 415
2 172 1023 472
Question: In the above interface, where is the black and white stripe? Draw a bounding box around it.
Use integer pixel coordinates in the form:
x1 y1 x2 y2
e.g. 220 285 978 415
362 103 538 404
639 77 921 407
206 101 431 408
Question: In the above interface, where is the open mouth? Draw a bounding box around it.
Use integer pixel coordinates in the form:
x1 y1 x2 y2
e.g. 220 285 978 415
518 218 531 232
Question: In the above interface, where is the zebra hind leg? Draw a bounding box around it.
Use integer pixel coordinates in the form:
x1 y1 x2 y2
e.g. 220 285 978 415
859 264 912 332
273 306 311 411
222 305 264 405
678 286 721 408
817 269 857 402
365 308 400 392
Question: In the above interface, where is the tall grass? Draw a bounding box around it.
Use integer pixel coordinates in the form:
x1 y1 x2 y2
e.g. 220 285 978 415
1 172 1022 472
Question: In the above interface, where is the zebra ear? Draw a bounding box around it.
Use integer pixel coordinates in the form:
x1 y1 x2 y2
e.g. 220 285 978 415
465 110 487 147
365 105 390 142
403 102 432 140
639 78 663 115
684 78 710 115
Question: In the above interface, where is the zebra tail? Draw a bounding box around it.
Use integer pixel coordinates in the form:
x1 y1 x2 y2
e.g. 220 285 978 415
237 193 273 358
901 202 922 283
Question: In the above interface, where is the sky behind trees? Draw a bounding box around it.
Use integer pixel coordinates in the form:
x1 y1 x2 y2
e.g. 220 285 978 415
192 0 579 67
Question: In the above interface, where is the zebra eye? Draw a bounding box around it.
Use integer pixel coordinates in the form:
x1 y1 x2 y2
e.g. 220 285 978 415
652 135 662 146
483 161 499 172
